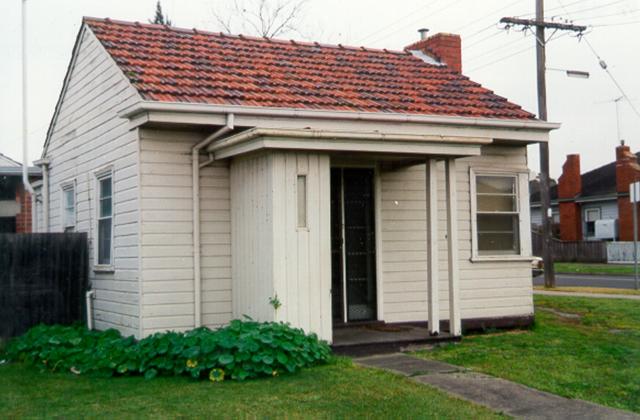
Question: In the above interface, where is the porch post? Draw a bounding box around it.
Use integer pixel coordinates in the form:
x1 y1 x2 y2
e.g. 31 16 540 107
445 159 461 336
426 158 439 335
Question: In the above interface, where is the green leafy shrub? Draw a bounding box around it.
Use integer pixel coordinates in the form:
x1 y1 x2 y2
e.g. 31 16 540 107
4 320 331 381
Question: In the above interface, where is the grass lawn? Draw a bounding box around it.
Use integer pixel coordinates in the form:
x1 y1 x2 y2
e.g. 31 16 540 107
0 358 501 419
555 262 636 276
415 295 640 413
534 286 640 295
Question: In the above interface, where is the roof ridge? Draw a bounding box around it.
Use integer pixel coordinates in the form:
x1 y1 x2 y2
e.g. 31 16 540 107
82 16 410 56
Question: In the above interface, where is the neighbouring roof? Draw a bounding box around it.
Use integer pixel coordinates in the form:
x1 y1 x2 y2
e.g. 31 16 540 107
84 17 536 120
0 153 42 177
530 152 640 205
0 153 21 167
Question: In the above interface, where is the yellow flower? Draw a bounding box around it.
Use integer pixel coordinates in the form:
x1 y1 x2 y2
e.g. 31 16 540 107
209 368 225 382
272 370 278 377
186 359 198 369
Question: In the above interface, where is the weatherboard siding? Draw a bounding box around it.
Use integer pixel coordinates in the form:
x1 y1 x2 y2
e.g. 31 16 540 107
380 145 533 324
42 28 141 337
138 129 232 336
230 151 332 342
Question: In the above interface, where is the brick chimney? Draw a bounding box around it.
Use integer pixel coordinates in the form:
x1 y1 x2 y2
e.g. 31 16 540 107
405 30 462 73
615 141 640 241
557 154 582 241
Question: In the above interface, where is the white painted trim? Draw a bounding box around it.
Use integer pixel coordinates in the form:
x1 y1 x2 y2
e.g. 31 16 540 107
93 166 114 272
374 164 384 322
135 128 144 339
213 137 485 160
426 159 439 335
469 167 532 261
445 159 461 336
120 100 561 132
59 178 77 232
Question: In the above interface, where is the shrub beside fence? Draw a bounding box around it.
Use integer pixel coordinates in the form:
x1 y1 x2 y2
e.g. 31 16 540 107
0 233 88 339
532 231 607 263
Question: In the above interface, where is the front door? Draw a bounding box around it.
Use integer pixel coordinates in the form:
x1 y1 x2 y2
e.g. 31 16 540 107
331 168 377 324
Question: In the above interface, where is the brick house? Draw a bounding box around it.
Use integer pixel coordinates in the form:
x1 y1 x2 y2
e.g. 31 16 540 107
531 142 640 241
0 153 41 233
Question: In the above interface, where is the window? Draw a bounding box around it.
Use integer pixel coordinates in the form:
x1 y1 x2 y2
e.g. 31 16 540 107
62 184 75 232
584 208 601 237
97 173 113 266
297 175 307 228
475 174 520 256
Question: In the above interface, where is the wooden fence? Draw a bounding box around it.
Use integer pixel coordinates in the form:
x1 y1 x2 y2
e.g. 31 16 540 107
532 231 607 263
0 233 88 339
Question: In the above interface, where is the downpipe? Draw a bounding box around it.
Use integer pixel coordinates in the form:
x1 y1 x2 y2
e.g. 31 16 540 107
86 290 95 330
192 113 234 328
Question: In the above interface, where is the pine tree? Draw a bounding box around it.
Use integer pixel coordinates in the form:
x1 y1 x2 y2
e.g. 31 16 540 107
150 1 172 26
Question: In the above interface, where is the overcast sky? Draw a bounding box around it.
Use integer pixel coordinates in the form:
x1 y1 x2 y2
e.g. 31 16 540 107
1 0 638 177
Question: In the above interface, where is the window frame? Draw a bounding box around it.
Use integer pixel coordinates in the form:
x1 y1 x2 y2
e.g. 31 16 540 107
296 174 308 229
584 207 602 238
470 167 532 262
94 167 114 271
60 180 76 232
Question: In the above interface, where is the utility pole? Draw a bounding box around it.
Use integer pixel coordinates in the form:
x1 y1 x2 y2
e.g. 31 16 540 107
501 2 587 289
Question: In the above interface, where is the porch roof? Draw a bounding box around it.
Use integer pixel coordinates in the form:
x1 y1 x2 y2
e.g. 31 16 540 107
206 127 492 160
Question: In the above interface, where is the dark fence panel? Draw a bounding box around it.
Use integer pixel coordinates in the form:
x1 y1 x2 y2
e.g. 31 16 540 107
532 231 607 263
0 233 88 339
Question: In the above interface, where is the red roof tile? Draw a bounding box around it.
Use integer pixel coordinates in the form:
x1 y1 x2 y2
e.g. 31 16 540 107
84 17 536 120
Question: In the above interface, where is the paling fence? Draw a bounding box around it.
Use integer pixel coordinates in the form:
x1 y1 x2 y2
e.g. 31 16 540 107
0 233 88 339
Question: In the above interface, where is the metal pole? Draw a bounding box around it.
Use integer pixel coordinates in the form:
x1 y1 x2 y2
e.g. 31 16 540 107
536 0 555 288
634 192 639 290
22 0 33 195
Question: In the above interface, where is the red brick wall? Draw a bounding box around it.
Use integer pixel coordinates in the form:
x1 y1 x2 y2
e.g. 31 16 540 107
616 144 640 241
558 154 582 241
15 183 32 233
405 33 462 73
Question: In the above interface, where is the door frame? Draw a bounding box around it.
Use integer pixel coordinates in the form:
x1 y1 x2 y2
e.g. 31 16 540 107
330 162 384 324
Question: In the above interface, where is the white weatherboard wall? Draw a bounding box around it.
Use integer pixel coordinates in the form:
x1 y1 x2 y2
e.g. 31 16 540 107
231 151 332 342
42 27 141 337
138 129 232 336
380 145 533 324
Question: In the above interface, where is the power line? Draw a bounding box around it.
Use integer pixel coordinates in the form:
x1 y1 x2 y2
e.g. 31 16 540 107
590 19 640 27
366 0 464 45
467 32 570 72
556 0 640 121
582 35 640 120
552 0 628 18
451 0 525 33
464 29 504 49
569 8 640 22
465 33 530 63
355 0 442 44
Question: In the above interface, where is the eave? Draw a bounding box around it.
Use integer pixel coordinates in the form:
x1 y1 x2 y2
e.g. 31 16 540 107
119 101 560 144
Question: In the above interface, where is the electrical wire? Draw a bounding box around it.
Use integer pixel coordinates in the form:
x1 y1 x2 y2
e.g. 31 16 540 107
451 0 525 33
465 33 530 63
355 0 443 44
366 0 465 45
590 19 640 27
555 0 640 121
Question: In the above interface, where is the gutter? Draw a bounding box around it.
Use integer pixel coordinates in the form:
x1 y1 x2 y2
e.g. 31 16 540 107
206 127 493 154
34 158 50 231
119 101 561 132
191 114 234 328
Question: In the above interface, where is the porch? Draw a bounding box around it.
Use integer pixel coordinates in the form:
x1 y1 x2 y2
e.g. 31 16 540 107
214 127 495 343
331 323 459 356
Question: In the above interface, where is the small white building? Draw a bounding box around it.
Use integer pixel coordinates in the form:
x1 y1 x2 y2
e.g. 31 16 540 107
33 18 559 343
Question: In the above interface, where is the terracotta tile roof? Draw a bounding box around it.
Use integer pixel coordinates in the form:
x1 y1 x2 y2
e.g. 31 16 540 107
84 17 536 120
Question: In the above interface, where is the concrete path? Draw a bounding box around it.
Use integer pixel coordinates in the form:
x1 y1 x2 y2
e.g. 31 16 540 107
534 290 640 300
533 273 639 290
356 353 639 419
